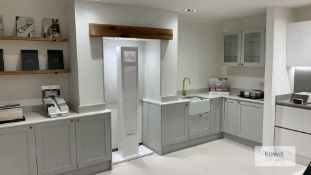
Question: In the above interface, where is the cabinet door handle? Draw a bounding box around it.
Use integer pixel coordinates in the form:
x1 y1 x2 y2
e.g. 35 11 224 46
71 119 74 123
29 126 33 130
77 119 80 122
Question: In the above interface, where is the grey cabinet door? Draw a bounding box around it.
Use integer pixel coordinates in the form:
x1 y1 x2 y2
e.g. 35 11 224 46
223 32 242 66
0 125 37 175
223 99 238 135
162 103 189 146
76 114 111 168
35 119 77 175
237 102 263 143
189 112 211 139
211 98 222 135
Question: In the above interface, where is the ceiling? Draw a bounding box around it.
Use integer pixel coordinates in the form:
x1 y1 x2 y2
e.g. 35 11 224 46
88 0 311 20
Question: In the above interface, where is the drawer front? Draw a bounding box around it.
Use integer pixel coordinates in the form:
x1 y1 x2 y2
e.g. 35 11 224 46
275 127 311 158
276 105 311 134
189 113 211 139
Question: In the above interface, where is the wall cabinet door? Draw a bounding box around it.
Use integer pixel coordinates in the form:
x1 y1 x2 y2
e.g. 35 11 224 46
241 29 265 67
0 126 37 175
287 21 311 67
35 119 77 175
76 114 111 168
162 103 189 146
189 112 211 139
223 99 238 135
237 102 263 143
223 32 242 66
211 98 222 135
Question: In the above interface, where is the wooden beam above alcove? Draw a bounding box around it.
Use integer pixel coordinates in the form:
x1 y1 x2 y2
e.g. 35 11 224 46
89 23 173 40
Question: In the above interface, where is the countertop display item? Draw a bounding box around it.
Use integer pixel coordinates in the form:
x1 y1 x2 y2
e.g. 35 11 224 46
0 15 4 35
43 18 60 38
208 78 230 97
0 104 25 124
0 49 3 71
16 16 35 37
21 50 39 71
42 85 69 118
48 50 64 69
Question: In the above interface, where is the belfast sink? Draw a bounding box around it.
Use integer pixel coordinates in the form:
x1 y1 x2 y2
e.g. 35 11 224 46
182 96 210 115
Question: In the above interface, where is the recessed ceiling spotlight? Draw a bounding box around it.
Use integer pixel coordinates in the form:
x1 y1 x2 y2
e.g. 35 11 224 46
182 9 198 14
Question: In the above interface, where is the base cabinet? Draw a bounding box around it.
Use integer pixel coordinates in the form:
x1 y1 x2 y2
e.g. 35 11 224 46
0 126 37 175
189 113 210 139
0 113 111 175
162 103 189 146
211 98 222 135
223 99 263 144
76 115 111 168
223 99 238 135
35 120 77 175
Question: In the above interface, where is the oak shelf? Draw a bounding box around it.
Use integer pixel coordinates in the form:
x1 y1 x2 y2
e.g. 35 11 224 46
0 36 67 42
0 69 70 76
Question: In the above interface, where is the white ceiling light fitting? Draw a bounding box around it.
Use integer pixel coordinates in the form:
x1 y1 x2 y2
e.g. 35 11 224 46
182 8 198 14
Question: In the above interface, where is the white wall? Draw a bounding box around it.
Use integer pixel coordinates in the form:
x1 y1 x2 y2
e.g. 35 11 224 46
222 14 266 90
263 7 296 146
178 17 222 90
0 0 69 106
74 0 178 107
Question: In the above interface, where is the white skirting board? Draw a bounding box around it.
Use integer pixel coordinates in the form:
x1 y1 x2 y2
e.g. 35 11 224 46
112 145 153 165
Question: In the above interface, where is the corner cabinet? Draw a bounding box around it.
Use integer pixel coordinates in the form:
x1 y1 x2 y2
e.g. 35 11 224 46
223 29 265 67
223 99 263 144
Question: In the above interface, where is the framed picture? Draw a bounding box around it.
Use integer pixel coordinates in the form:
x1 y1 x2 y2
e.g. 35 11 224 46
0 15 4 35
43 18 60 38
21 50 39 71
16 16 35 37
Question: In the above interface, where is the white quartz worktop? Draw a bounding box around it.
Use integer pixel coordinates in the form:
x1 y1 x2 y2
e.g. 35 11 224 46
188 92 264 104
0 109 112 129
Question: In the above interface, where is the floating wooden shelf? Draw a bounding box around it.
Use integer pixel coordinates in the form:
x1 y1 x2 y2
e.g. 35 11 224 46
0 36 67 42
0 69 70 76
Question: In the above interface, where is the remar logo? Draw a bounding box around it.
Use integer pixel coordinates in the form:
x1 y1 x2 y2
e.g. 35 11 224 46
264 151 284 158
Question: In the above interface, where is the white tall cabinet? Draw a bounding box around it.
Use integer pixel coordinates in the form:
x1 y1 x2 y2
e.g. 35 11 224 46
287 21 311 67
223 29 265 67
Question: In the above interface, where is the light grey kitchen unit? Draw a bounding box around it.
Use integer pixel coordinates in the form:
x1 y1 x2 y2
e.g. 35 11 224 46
223 98 263 145
142 99 222 155
0 111 112 175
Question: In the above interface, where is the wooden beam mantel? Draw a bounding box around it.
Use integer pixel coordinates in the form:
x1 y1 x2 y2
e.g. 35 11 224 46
89 23 173 40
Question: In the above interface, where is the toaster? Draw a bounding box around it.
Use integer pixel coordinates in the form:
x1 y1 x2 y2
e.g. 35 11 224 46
240 90 264 99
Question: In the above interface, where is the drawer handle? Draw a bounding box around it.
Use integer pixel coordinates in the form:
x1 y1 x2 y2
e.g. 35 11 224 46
71 120 74 123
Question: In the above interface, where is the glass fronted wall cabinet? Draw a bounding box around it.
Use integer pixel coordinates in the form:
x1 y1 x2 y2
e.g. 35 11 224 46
223 29 265 67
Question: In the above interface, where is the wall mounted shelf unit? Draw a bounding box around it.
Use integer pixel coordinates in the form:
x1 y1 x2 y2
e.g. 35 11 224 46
0 69 70 76
0 36 67 42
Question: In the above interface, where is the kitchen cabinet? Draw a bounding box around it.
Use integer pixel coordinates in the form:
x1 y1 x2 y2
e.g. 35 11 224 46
223 99 238 135
35 120 77 175
35 114 111 175
237 101 263 143
189 112 210 139
223 29 265 67
0 125 37 175
211 98 222 135
223 32 241 66
76 115 111 168
162 103 189 146
287 21 311 67
223 99 263 144
241 29 265 67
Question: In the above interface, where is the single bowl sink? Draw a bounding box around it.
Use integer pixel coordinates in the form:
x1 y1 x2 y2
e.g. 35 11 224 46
181 96 210 115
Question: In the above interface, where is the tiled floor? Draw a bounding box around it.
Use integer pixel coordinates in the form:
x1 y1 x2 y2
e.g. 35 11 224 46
99 138 305 175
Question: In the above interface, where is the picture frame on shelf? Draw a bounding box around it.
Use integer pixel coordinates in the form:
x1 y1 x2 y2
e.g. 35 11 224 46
0 15 4 35
48 50 64 70
21 50 39 71
43 18 60 38
0 49 4 71
16 16 35 37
